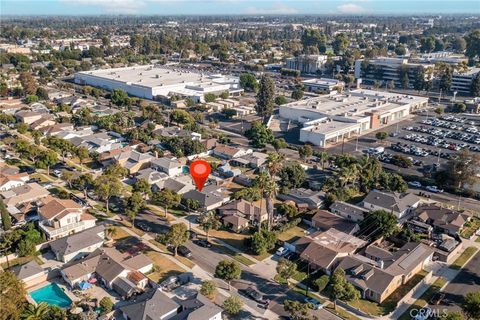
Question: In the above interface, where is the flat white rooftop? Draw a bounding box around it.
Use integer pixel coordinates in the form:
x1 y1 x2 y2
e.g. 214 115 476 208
302 78 344 86
281 89 427 121
76 65 238 89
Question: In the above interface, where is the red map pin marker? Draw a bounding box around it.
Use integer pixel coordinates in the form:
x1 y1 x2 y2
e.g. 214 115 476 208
190 159 211 192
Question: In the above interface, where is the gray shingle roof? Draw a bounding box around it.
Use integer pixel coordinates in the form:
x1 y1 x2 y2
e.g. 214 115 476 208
49 225 105 257
120 289 180 320
11 260 44 280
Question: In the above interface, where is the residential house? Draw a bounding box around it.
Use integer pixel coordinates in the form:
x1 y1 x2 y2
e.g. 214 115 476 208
113 150 154 174
311 210 359 234
278 188 325 209
217 163 241 178
120 289 222 320
296 229 367 275
231 152 268 168
218 199 267 232
414 204 471 236
153 127 201 141
337 242 434 303
1 182 50 207
14 110 46 124
70 131 124 154
182 184 229 211
0 170 29 191
11 260 47 288
212 144 253 160
61 247 153 298
154 175 195 195
362 190 420 219
233 174 254 187
330 201 369 222
37 196 97 240
49 225 105 263
150 157 183 177
135 168 169 185
38 123 75 137
30 115 56 130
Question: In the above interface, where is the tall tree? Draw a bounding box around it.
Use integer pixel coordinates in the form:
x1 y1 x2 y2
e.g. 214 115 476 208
94 174 123 213
223 295 243 315
256 74 275 116
198 211 221 241
153 189 181 217
333 33 349 54
284 300 316 320
330 268 360 310
0 271 27 320
215 260 241 290
462 291 480 320
21 303 49 320
244 121 274 148
165 223 189 256
465 29 480 59
276 258 297 286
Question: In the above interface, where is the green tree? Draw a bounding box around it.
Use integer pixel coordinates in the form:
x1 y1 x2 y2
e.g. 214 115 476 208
94 174 123 213
200 280 217 300
222 108 237 119
275 96 288 105
165 223 189 256
110 89 130 106
375 131 388 142
133 178 152 199
256 74 275 116
357 210 397 240
198 211 221 241
20 302 49 320
239 73 259 92
443 312 464 320
277 203 299 219
463 291 480 320
0 271 26 320
99 297 114 314
333 33 349 54
437 151 480 189
223 295 243 315
1 198 12 230
465 29 480 59
315 275 330 293
126 192 145 227
284 299 315 320
104 162 129 179
75 146 89 170
244 121 274 148
153 189 181 217
37 150 57 175
215 260 241 290
61 170 75 189
16 122 29 134
420 36 436 53
291 88 304 100
42 305 66 320
278 162 306 191
330 268 360 309
251 227 277 255
471 73 480 97
204 93 216 103
298 145 313 161
25 95 39 104
276 258 297 286
272 138 288 151
73 173 93 198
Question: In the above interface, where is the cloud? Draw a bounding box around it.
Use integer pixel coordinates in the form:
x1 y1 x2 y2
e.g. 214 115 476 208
244 4 299 15
62 0 145 14
337 3 366 13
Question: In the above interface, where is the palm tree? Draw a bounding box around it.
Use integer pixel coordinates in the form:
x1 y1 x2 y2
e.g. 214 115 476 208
106 226 117 239
265 153 284 177
254 172 277 230
21 302 49 320
339 165 358 187
318 151 329 169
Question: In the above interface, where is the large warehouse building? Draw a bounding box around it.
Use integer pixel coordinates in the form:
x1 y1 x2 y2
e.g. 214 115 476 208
74 65 242 102
279 89 428 147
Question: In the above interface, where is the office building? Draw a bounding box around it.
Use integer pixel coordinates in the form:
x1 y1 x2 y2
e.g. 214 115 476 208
285 55 328 74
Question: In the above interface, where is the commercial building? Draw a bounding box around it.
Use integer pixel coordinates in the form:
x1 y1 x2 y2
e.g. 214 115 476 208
451 68 480 95
74 65 242 102
354 57 433 89
279 89 428 147
285 55 328 74
302 78 345 94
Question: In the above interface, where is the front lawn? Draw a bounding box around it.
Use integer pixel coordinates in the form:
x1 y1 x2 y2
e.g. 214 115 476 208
145 251 186 282
398 277 447 320
148 240 196 269
213 244 255 266
278 224 309 243
450 246 478 269
461 217 480 239
324 303 363 320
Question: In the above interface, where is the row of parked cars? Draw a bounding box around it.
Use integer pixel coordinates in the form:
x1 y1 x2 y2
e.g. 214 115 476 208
406 125 480 145
402 133 477 152
391 143 459 160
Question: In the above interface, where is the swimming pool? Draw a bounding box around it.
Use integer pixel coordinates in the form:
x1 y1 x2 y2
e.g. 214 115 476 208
30 283 72 308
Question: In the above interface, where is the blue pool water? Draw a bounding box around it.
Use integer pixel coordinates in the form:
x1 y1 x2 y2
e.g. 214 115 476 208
30 283 72 308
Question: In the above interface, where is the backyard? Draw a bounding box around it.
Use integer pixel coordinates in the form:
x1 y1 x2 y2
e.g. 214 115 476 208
461 217 480 239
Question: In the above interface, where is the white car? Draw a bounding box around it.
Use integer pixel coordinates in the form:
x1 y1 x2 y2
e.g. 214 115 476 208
408 181 422 188
426 186 443 193
276 247 288 257
52 170 62 178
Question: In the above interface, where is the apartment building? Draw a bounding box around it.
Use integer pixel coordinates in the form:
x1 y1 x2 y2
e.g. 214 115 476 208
285 55 328 74
451 68 480 95
354 57 433 89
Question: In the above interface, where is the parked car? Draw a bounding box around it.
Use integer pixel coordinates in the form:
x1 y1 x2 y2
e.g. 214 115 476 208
429 292 445 305
193 239 212 248
137 223 151 232
408 181 422 188
304 297 323 310
426 186 443 193
243 287 269 305
177 245 192 258
276 247 288 256
52 169 62 178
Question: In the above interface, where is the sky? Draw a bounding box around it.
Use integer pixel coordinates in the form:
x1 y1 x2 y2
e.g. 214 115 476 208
1 0 479 16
